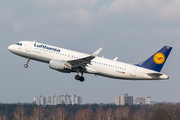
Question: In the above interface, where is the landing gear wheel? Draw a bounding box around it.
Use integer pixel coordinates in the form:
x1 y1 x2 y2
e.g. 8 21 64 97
24 64 28 68
24 58 30 68
79 76 85 82
75 70 85 82
75 75 80 80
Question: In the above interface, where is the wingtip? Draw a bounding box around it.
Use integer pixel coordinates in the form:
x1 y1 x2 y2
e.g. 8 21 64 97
92 47 103 57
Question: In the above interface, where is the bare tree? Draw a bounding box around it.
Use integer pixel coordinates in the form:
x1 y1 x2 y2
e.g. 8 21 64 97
132 108 147 120
172 105 180 120
30 107 45 120
94 106 105 120
75 108 93 120
51 107 68 120
150 107 168 120
114 107 122 120
114 107 131 120
13 107 27 120
105 108 114 120
0 115 7 120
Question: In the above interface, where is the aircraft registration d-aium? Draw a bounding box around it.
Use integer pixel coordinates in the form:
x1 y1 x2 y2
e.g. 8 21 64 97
8 41 172 82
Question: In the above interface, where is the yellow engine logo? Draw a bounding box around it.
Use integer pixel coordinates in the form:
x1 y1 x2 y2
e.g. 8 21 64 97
153 52 165 64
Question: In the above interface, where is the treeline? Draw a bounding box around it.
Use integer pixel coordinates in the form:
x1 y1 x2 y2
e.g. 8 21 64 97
0 104 180 120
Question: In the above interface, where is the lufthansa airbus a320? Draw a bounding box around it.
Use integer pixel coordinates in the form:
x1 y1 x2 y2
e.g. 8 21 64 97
8 41 172 82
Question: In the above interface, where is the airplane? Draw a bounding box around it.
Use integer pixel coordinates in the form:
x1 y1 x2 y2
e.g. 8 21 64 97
8 41 172 82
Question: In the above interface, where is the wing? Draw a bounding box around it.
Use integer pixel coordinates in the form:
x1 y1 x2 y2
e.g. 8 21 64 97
68 47 102 69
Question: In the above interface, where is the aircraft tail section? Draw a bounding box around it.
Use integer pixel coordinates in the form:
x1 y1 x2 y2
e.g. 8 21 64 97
136 46 172 72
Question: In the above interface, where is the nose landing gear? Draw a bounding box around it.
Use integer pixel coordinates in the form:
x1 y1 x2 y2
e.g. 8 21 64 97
24 58 30 68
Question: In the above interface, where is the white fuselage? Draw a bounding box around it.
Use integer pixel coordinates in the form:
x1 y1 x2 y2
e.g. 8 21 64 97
8 41 169 80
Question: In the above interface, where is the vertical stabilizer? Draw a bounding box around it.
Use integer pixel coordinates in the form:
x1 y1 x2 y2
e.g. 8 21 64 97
136 46 172 72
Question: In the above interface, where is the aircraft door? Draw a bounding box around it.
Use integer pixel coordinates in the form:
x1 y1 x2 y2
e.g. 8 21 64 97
130 66 137 77
26 42 33 52
68 54 71 59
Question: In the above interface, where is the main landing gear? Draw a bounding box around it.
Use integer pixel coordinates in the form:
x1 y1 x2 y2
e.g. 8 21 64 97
75 73 85 82
24 58 30 68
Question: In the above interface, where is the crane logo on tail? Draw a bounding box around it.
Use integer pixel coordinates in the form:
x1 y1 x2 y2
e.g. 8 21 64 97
153 52 165 64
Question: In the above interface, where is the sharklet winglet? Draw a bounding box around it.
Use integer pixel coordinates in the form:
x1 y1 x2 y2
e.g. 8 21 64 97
92 47 102 57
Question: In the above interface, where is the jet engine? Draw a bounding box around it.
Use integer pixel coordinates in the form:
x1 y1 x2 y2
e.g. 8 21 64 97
49 59 71 73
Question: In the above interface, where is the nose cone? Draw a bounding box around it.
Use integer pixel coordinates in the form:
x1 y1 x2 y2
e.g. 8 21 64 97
8 45 14 52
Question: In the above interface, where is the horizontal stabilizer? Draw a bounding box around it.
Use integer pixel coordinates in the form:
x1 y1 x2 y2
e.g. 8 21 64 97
147 73 163 77
92 47 102 57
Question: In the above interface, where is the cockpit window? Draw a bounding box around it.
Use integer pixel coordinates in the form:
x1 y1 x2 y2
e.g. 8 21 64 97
16 43 22 46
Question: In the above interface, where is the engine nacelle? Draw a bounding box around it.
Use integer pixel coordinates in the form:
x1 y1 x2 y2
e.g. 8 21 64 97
49 59 71 73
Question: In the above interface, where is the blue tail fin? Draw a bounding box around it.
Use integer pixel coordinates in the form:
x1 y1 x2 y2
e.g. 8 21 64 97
136 46 172 72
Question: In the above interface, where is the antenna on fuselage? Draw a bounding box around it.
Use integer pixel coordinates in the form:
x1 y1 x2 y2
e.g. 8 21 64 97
113 57 118 61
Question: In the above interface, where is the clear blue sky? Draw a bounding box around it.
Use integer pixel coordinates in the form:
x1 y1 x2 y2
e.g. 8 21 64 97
1 0 180 103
